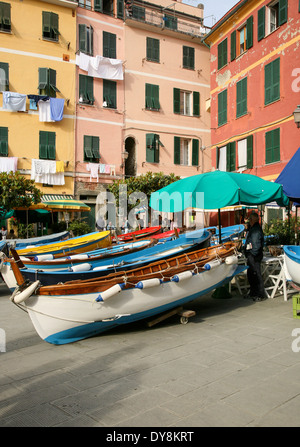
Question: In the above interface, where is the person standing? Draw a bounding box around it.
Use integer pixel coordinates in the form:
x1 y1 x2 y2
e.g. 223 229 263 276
244 212 266 301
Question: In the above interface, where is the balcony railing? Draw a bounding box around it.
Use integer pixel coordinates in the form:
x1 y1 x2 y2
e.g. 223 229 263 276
125 2 211 39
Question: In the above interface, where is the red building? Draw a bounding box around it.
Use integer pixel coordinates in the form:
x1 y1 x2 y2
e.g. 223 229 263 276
203 0 300 186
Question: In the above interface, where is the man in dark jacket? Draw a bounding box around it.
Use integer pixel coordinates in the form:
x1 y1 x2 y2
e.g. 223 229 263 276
245 212 266 301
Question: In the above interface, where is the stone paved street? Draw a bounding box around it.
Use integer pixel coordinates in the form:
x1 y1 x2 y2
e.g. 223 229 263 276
0 282 300 427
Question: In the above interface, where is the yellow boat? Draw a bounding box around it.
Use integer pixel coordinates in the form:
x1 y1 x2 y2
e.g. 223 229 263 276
16 231 112 258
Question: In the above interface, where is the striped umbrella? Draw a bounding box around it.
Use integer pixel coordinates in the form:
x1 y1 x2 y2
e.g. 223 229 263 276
42 198 91 212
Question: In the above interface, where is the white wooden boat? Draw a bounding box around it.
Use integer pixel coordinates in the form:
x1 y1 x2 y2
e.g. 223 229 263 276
283 245 300 286
9 242 245 345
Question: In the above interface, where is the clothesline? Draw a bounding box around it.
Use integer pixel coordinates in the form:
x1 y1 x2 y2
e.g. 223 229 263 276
1 92 65 121
31 159 65 185
87 162 113 181
76 52 124 80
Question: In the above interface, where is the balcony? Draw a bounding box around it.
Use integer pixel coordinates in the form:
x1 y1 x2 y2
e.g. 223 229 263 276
125 1 211 40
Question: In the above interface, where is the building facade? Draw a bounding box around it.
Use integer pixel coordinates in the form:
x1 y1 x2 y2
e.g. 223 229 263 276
0 0 77 198
203 0 300 184
123 0 211 179
74 0 125 227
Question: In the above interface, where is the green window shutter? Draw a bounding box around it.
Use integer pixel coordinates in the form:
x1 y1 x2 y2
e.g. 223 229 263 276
103 80 116 109
246 135 253 169
49 68 59 97
265 128 280 164
173 88 180 114
47 132 56 160
117 0 124 19
84 135 93 159
193 91 200 117
164 14 177 30
230 30 236 61
103 32 116 59
257 6 265 41
265 58 280 105
145 84 160 110
146 134 154 163
174 136 180 165
183 46 194 70
132 5 145 21
51 12 59 38
79 24 87 53
86 76 94 103
79 74 94 104
216 147 219 169
192 139 199 166
92 136 100 159
38 67 48 90
246 16 253 49
42 11 51 35
299 0 300 13
218 39 227 70
236 77 247 118
226 142 236 172
0 127 8 156
146 37 159 62
279 0 287 26
0 2 11 30
39 131 54 159
152 84 160 110
94 0 103 12
0 62 9 90
218 89 227 126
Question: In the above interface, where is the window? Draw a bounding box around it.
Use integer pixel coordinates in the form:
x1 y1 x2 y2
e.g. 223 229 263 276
217 38 227 70
103 32 116 59
145 84 160 110
265 128 280 164
259 0 288 40
132 5 145 21
217 142 236 172
79 24 93 55
0 127 8 157
38 68 60 97
79 74 94 105
180 91 191 116
218 89 227 126
236 77 247 118
237 136 253 170
174 137 199 166
84 135 100 162
146 37 159 63
265 58 280 105
173 88 200 117
39 131 56 160
103 79 116 109
257 6 265 41
146 133 160 163
117 0 124 19
42 11 59 42
231 16 253 61
95 0 114 15
0 2 11 32
78 0 92 9
0 62 9 91
183 46 194 70
164 14 177 30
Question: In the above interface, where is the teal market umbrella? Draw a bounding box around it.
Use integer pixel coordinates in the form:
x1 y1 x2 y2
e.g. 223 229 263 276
150 170 289 242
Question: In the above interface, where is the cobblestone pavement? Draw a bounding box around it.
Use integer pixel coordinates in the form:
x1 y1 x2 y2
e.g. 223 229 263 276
0 282 300 427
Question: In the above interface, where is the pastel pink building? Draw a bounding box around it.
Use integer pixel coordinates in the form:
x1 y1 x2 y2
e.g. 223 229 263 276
74 0 211 227
75 0 125 225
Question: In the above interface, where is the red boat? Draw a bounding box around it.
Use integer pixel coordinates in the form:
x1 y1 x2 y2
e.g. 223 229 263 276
112 226 162 242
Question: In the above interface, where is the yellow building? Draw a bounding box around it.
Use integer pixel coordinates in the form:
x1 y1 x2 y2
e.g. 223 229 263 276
0 0 77 198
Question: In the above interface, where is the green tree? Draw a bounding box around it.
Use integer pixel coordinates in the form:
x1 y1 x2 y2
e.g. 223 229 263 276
0 172 42 217
108 172 180 212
